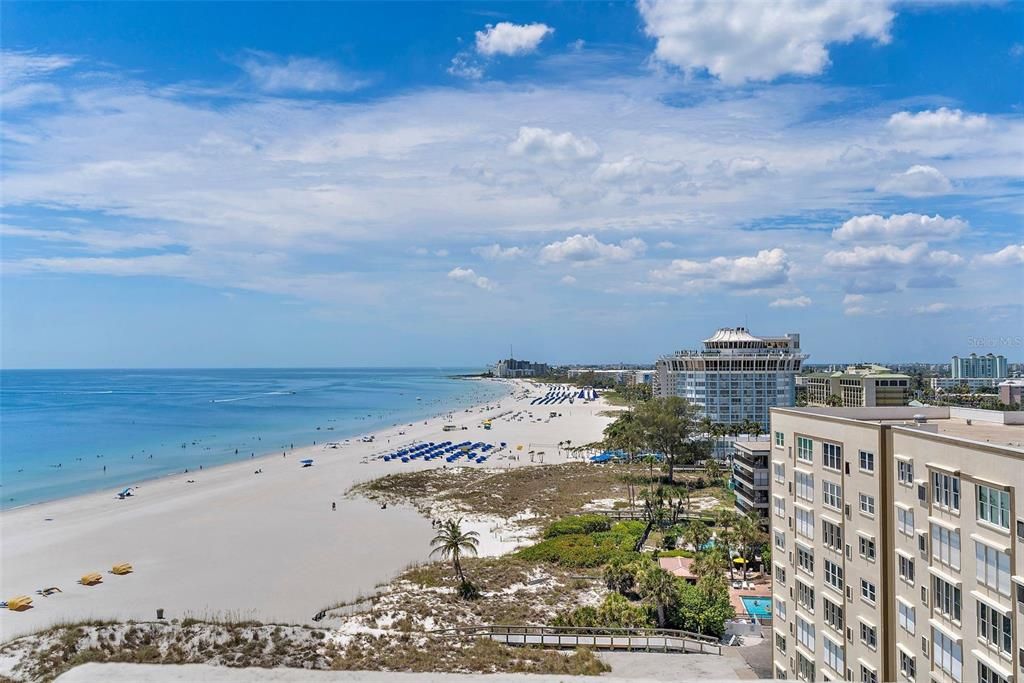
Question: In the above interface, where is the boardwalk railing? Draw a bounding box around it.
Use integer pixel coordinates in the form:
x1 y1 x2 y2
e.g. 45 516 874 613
429 624 722 655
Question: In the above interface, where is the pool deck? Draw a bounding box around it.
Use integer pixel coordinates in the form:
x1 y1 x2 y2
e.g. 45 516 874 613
728 572 772 618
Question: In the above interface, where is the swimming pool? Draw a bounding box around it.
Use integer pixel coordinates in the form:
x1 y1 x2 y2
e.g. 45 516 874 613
740 595 772 618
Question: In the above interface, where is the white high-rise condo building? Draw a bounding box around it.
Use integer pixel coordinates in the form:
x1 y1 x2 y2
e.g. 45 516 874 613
654 327 806 431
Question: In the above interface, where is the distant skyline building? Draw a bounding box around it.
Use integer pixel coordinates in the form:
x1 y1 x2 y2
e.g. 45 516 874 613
491 357 549 378
952 353 1008 379
805 364 911 407
654 327 806 430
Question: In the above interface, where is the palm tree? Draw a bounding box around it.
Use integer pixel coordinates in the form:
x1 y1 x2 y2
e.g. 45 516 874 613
735 513 766 581
704 458 722 483
638 565 678 627
683 520 711 552
430 519 479 586
691 547 728 580
825 393 843 407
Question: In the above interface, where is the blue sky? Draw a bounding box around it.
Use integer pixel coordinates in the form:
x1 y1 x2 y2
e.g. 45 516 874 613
2 1 1022 368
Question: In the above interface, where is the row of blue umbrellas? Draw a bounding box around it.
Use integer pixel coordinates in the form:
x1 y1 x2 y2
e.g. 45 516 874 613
382 440 497 464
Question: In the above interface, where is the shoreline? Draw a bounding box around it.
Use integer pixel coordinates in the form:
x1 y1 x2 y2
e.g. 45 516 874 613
1 376 514 514
0 378 613 642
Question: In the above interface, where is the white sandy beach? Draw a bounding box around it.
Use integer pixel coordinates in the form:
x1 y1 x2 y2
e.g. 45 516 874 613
0 379 616 642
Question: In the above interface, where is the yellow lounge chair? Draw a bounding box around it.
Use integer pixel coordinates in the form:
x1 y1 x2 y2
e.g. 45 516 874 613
80 573 103 586
7 596 32 611
111 563 133 575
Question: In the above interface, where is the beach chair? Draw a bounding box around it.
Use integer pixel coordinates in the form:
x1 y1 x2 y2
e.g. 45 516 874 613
35 587 62 597
79 572 103 586
7 596 33 611
111 563 133 575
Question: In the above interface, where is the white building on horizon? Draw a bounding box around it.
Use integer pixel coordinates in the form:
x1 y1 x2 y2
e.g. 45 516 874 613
654 327 806 431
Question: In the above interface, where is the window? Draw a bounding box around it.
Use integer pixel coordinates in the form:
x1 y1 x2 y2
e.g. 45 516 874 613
822 520 842 552
932 627 963 682
978 662 1010 683
977 599 1012 656
822 480 841 510
796 507 814 540
898 599 916 634
897 506 914 536
796 615 815 651
898 553 915 583
773 461 785 484
796 544 814 574
978 485 1010 530
824 559 844 591
860 578 876 603
860 664 877 683
859 493 875 516
933 472 961 512
823 597 844 632
858 535 876 561
932 575 962 621
822 442 841 470
774 631 786 654
859 450 875 472
796 436 813 463
823 636 844 673
796 652 814 681
899 650 916 680
860 621 877 649
774 596 786 621
931 523 961 570
774 563 786 586
775 431 784 447
774 530 785 550
898 460 914 485
797 580 815 613
796 471 814 502
975 542 1011 596
773 495 785 518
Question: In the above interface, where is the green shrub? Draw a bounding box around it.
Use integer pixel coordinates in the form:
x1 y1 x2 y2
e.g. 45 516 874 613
518 521 645 568
542 514 612 538
554 593 653 629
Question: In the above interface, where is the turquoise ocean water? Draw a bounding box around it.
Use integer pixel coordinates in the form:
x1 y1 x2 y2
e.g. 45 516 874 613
0 368 507 509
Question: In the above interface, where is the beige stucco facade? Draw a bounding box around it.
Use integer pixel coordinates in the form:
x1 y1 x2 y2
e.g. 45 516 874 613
769 406 1024 683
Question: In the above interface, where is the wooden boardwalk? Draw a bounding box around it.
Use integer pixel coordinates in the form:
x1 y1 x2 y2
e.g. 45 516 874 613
430 624 722 655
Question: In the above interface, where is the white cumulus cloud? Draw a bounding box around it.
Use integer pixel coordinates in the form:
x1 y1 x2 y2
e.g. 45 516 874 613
974 244 1024 266
886 107 988 137
508 127 601 164
876 165 952 197
637 0 893 84
770 295 812 308
650 248 790 288
832 213 967 242
447 267 495 290
824 242 963 269
471 243 525 260
475 22 554 57
560 275 577 285
539 234 646 264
